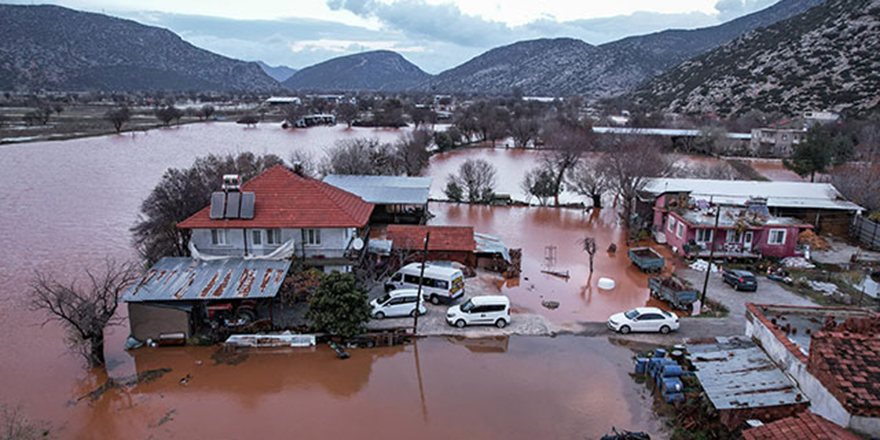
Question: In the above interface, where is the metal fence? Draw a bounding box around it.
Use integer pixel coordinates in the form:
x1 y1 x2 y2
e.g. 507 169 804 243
852 216 880 250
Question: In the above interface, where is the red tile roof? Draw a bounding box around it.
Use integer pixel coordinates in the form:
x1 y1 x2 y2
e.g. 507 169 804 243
387 225 475 252
742 412 860 440
177 165 373 229
808 326 880 418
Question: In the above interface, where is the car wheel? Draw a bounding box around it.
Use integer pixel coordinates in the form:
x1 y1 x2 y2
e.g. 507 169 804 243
430 295 441 305
455 319 466 328
410 309 418 317
375 312 385 320
495 319 507 329
734 284 740 291
619 325 631 335
660 325 671 335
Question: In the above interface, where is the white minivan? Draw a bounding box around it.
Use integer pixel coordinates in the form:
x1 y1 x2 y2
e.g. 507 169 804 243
384 263 465 305
446 295 511 328
370 289 427 319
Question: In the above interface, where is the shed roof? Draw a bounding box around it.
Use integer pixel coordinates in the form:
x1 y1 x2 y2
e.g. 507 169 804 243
178 165 373 229
323 175 432 205
742 411 860 440
592 126 752 140
387 225 476 252
644 178 862 212
688 336 807 411
123 257 291 302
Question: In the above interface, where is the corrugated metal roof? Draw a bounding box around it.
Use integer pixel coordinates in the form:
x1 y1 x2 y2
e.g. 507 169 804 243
123 257 291 302
643 178 863 212
687 337 807 410
592 126 751 139
323 175 432 205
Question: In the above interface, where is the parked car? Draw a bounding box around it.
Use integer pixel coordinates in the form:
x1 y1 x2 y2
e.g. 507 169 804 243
723 269 758 291
607 307 680 334
446 295 510 329
370 289 427 319
385 262 465 305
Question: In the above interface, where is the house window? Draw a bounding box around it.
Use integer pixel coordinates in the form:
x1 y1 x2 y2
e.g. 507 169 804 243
266 229 282 245
210 229 228 246
695 229 714 244
305 229 322 246
251 230 262 246
726 230 742 243
768 229 787 245
675 222 684 239
667 217 676 233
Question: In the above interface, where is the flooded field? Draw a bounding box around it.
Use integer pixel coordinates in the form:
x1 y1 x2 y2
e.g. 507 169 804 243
0 123 670 439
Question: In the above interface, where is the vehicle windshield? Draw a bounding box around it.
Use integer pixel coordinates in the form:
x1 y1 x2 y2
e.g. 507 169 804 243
377 294 391 304
624 309 640 320
461 299 474 312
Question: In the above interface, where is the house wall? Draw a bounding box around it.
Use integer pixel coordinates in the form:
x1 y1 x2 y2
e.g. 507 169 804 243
191 227 355 259
756 226 799 258
128 303 191 342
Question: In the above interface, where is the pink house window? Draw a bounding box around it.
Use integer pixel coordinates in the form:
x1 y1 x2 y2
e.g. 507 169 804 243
768 229 787 245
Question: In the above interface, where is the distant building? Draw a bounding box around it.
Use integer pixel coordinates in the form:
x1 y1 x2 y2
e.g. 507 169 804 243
265 96 301 106
177 164 373 273
750 127 806 157
804 110 840 127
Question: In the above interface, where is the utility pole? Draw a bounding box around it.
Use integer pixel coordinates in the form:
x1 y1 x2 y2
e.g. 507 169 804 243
701 198 721 305
413 232 431 335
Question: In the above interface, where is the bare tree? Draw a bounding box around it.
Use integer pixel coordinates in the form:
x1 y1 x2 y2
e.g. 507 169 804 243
1 405 47 440
200 105 216 120
322 137 402 176
29 261 140 368
447 159 497 203
599 135 672 235
521 165 558 206
579 237 597 274
104 106 131 133
288 150 319 178
509 116 540 149
155 105 183 126
281 104 307 126
830 162 880 211
567 158 607 208
336 102 359 128
541 118 594 206
395 129 432 176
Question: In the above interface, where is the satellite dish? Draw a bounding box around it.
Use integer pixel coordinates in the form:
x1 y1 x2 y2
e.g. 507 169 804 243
352 238 365 250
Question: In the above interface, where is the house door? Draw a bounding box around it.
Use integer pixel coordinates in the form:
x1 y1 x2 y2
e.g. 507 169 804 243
743 231 754 251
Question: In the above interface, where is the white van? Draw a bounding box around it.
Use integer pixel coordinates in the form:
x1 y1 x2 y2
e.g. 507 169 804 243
370 289 427 319
446 295 511 328
384 263 465 305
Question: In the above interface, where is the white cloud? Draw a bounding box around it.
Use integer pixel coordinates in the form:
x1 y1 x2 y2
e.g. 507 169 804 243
289 39 427 54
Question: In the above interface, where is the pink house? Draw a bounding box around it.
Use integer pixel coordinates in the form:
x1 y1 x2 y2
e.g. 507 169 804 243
652 194 812 259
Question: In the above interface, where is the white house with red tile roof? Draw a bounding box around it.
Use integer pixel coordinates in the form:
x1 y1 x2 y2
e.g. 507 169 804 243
177 164 374 273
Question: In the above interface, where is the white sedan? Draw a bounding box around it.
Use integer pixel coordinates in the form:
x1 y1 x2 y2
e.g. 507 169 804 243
607 307 680 335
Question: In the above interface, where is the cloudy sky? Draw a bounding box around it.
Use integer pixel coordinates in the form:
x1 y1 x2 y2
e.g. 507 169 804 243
8 0 779 73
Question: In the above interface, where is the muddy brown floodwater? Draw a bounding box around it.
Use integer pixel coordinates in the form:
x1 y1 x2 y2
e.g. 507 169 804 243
430 202 679 326
0 124 666 440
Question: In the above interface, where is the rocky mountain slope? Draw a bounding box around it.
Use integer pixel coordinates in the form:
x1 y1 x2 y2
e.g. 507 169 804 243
423 0 827 97
632 0 880 116
257 62 297 82
0 5 279 92
283 51 431 92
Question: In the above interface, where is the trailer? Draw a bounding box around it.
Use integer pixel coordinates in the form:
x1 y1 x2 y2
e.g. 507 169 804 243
628 247 665 273
649 276 698 311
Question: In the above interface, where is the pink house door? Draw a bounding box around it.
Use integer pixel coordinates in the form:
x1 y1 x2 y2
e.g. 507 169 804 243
743 231 754 251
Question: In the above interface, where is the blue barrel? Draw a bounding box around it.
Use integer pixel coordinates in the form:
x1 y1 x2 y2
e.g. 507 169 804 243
648 358 664 375
653 348 667 358
661 364 683 378
635 358 648 375
662 377 684 394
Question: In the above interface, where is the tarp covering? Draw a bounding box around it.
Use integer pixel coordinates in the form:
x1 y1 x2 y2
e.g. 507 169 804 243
123 257 292 302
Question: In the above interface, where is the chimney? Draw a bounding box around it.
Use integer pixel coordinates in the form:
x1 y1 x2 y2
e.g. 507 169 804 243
292 162 304 176
222 174 241 192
